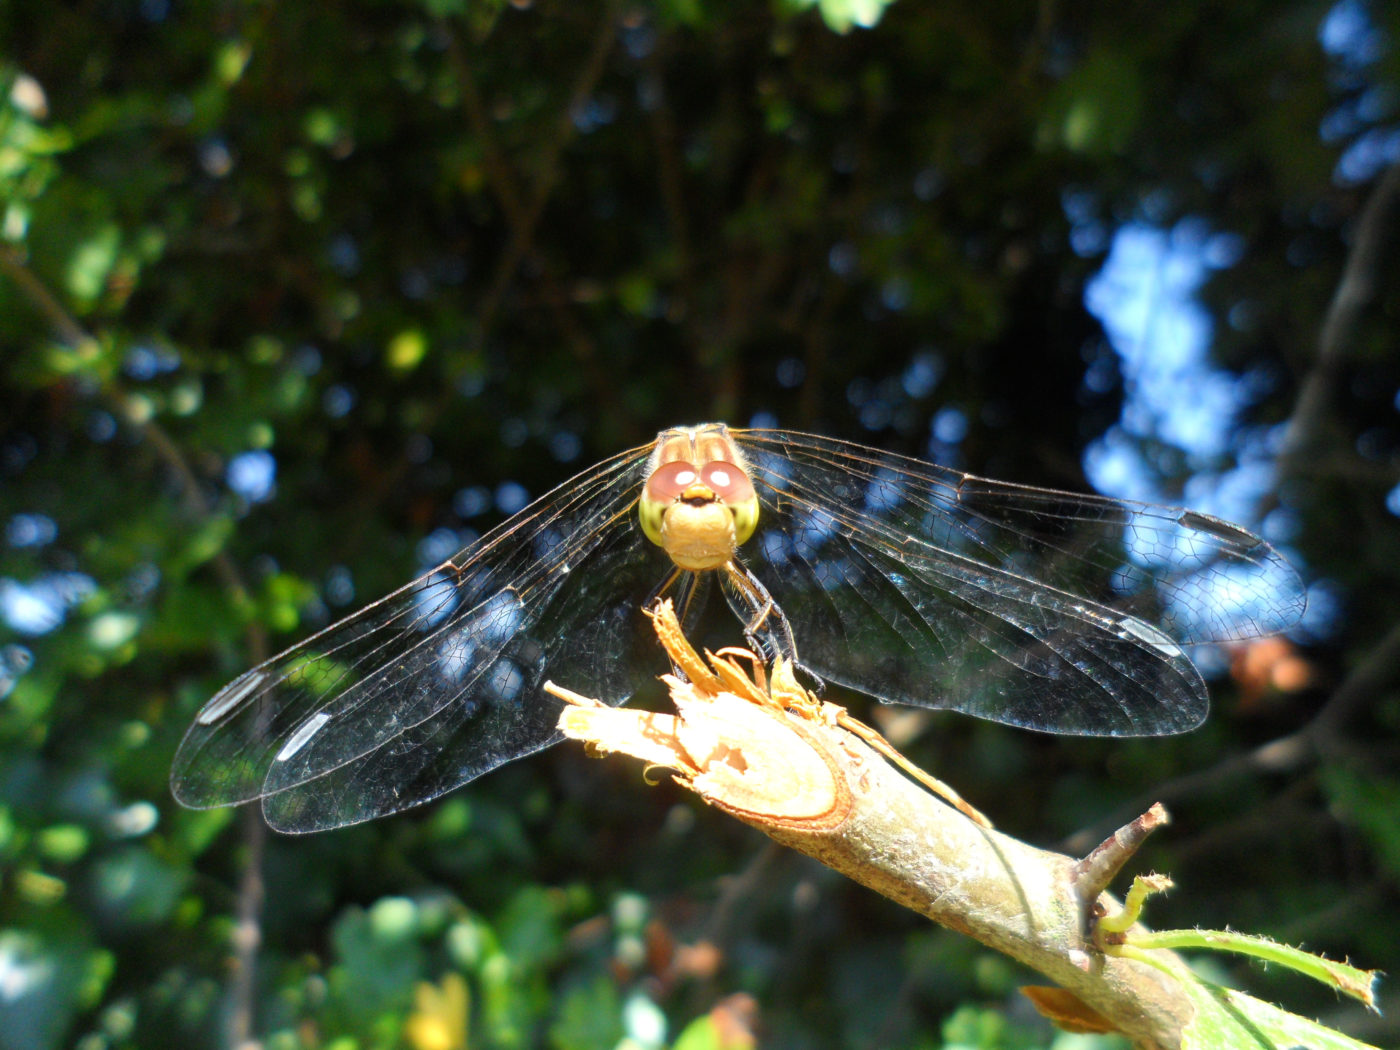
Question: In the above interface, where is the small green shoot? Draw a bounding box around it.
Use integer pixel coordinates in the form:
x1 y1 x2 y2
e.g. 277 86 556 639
1094 872 1381 1013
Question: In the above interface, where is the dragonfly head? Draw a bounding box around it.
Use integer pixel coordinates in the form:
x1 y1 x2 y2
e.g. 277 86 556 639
640 455 760 572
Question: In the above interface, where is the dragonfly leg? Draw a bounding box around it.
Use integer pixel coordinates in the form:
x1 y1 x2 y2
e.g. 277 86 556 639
722 561 827 695
645 565 684 609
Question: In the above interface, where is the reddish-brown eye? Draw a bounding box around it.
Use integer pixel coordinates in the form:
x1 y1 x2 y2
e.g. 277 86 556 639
639 455 762 551
700 461 760 544
644 460 701 502
700 461 756 505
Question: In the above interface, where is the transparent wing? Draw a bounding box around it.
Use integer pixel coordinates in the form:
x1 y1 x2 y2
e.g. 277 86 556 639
170 443 668 831
259 530 669 832
735 429 1305 735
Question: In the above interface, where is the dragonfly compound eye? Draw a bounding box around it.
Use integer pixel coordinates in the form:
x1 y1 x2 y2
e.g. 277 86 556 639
639 458 758 569
700 461 759 545
640 460 702 547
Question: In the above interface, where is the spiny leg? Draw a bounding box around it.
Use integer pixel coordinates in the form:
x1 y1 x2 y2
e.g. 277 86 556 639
721 560 827 695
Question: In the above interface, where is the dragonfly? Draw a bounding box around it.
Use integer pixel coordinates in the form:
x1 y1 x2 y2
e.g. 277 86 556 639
170 423 1306 832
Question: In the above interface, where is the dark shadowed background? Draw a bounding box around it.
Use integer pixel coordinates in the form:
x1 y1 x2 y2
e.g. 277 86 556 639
3 1 1399 1047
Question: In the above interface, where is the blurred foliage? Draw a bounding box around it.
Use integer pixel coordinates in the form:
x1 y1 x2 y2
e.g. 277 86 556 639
2 0 1399 1048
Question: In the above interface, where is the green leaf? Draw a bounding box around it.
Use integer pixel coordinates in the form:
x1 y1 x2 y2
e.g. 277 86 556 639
1130 928 1379 1010
419 0 471 17
785 0 898 33
328 901 427 1026
214 41 252 87
1038 50 1145 155
258 572 316 633
496 886 564 971
671 1015 722 1050
168 515 235 577
86 610 140 653
90 847 187 930
387 328 428 372
1178 980 1382 1050
36 824 89 864
1321 764 1400 879
63 224 120 303
940 1003 1042 1050
548 976 623 1050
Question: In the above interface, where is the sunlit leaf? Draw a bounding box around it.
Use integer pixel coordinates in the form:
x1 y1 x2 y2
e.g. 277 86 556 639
388 329 429 372
549 976 623 1050
64 225 120 304
1178 980 1380 1050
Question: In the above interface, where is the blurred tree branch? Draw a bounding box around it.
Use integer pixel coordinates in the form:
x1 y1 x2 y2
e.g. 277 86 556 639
1065 618 1400 855
445 18 602 376
1062 162 1400 858
337 4 625 540
0 244 269 1050
470 1 623 343
1276 160 1400 483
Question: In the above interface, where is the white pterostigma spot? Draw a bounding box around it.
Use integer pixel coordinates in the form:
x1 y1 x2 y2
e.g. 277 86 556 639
1116 616 1185 659
196 670 267 725
1177 510 1259 548
276 712 332 762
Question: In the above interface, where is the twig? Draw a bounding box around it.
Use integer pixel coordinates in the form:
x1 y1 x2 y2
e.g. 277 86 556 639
1081 179 1400 842
451 35 528 229
1308 617 1400 738
325 9 627 551
554 605 1200 1048
225 810 267 1049
641 42 694 312
0 245 94 349
1071 803 1169 913
700 840 788 950
446 24 602 373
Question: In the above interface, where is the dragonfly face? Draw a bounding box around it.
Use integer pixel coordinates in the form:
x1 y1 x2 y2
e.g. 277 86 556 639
171 423 1307 832
639 425 760 572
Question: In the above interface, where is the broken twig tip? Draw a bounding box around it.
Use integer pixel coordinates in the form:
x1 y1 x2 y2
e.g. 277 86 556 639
1071 804 1172 909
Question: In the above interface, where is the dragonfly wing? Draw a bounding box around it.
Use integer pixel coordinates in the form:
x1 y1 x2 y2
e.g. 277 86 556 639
735 429 1302 735
260 529 670 831
749 518 1207 733
738 430 1304 643
170 444 658 820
